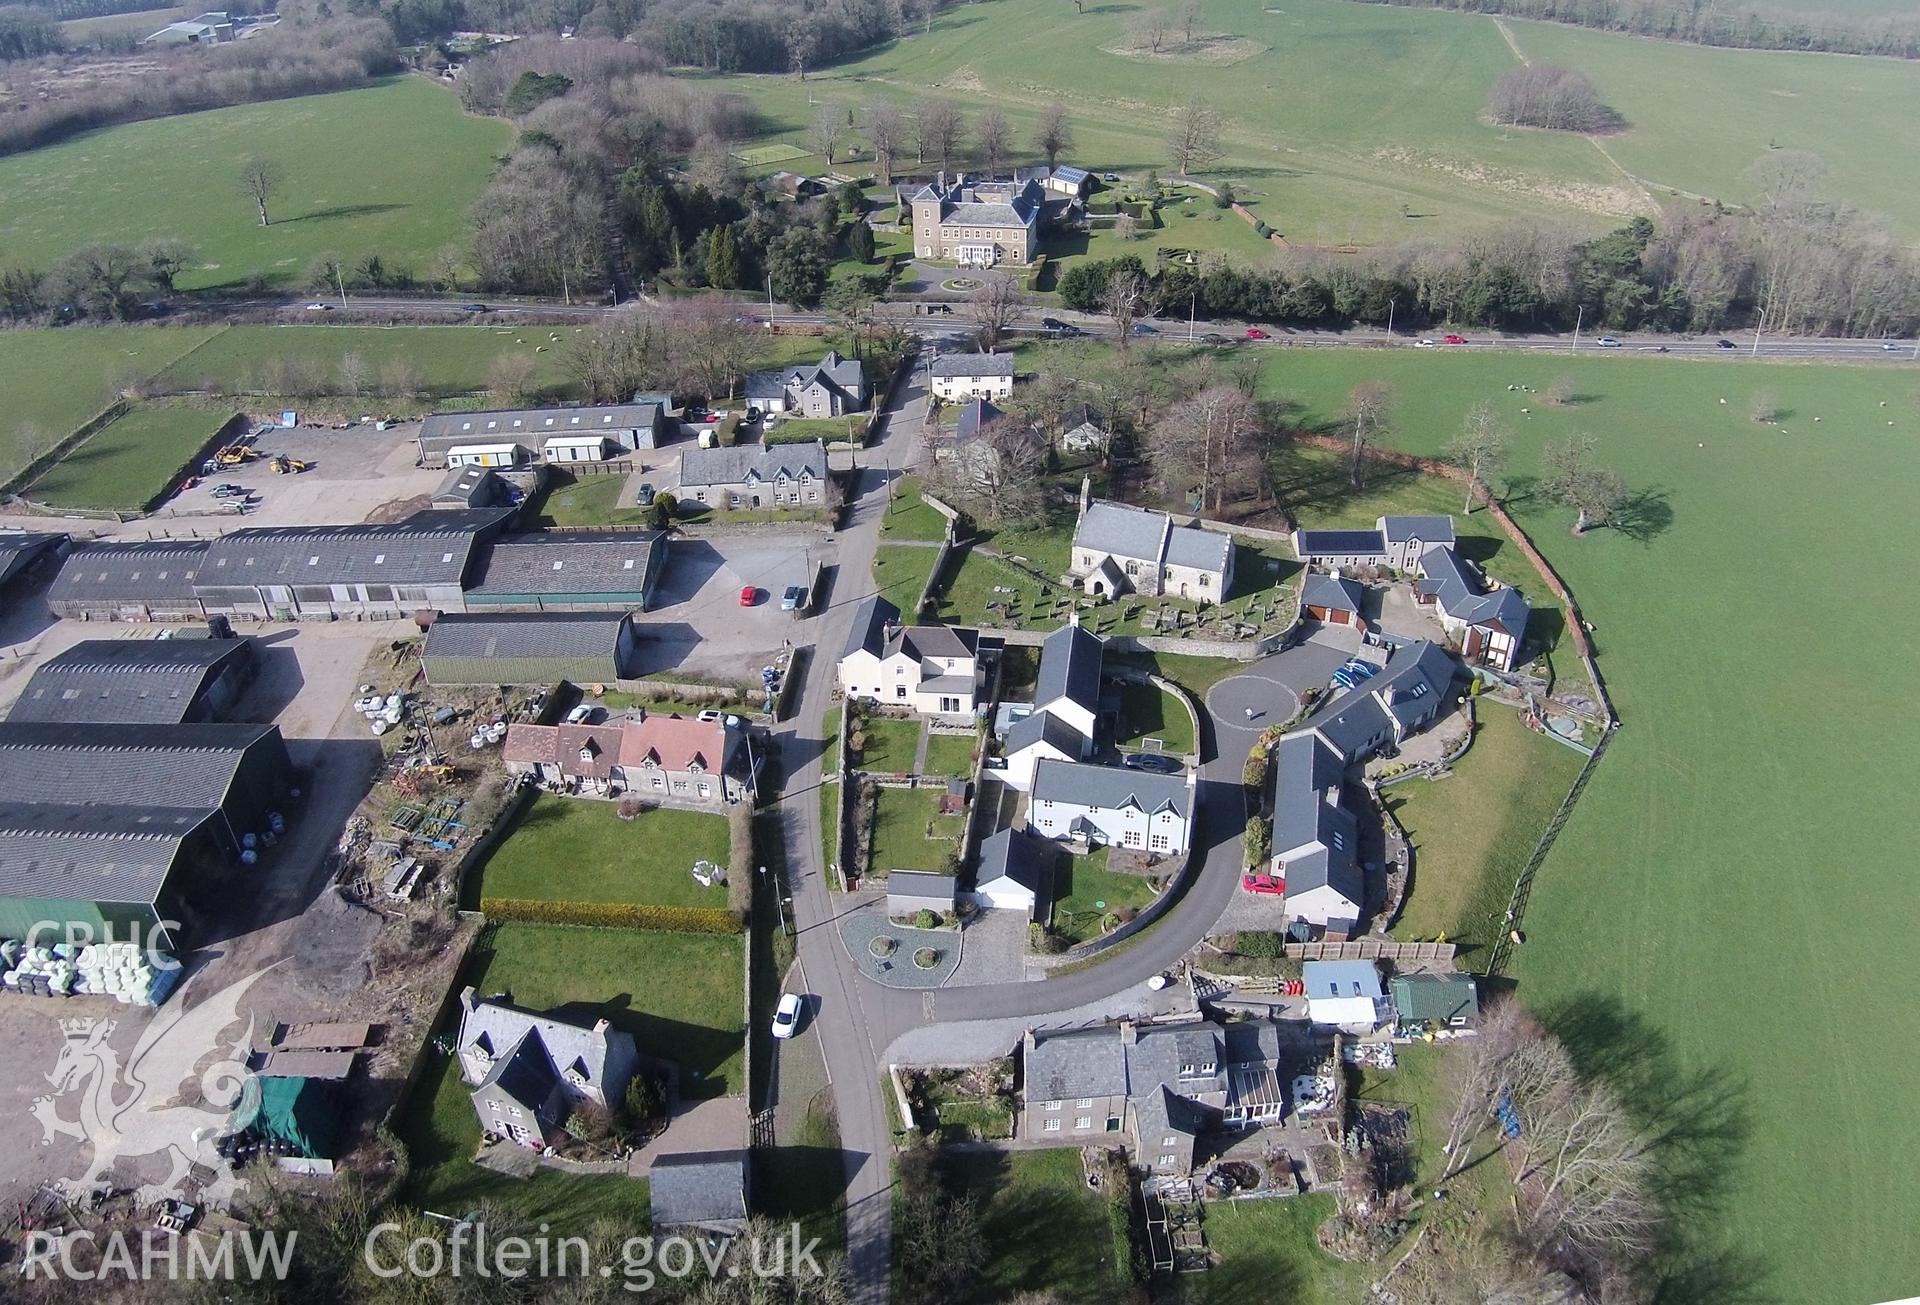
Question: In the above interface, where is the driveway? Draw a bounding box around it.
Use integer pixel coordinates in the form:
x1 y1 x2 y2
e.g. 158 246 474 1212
161 421 441 527
635 532 826 682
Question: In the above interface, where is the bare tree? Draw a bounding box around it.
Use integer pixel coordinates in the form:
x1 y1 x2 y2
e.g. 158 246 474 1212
567 308 672 403
968 272 1026 350
1180 0 1201 44
916 99 964 174
1487 65 1623 133
1542 433 1627 534
1166 97 1223 176
236 157 287 227
1150 384 1262 514
138 238 195 295
867 102 906 184
1103 267 1148 346
1034 104 1075 170
930 415 1048 525
379 356 425 401
1343 381 1391 489
1114 213 1138 242
487 352 541 406
337 352 371 400
1443 401 1507 513
1546 373 1575 406
975 108 1012 180
784 17 818 79
1515 1076 1662 1262
428 245 464 294
809 100 845 165
1750 386 1782 423
1007 368 1080 453
1128 7 1172 53
667 296 759 399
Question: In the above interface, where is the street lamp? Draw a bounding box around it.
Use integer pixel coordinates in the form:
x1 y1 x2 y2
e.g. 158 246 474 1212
1386 297 1395 339
1571 304 1584 353
765 272 775 331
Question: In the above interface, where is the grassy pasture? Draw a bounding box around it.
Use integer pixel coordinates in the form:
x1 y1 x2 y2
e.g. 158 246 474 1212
25 400 227 511
695 0 1920 246
156 323 585 400
0 77 508 289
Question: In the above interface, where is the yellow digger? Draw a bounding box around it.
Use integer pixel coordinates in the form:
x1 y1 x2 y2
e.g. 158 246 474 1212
214 445 259 467
269 455 311 474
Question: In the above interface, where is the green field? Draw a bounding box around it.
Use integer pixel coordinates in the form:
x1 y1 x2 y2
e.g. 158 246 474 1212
1385 705 1585 950
1114 681 1196 756
877 476 951 542
461 921 745 1097
27 400 228 511
689 0 1920 245
0 326 219 480
868 787 964 876
1215 343 1920 1304
0 77 509 289
470 795 732 909
922 731 978 780
850 716 921 773
157 323 584 401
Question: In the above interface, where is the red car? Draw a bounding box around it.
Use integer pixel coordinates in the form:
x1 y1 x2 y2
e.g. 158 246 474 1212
1442 333 1469 345
1245 327 1271 340
738 586 758 606
1241 873 1285 896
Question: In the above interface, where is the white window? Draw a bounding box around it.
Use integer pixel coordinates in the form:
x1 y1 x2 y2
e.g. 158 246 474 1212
1075 1116 1092 1130
1043 1119 1061 1132
1077 1098 1093 1107
489 1101 501 1112
1161 1135 1178 1147
1045 1100 1061 1111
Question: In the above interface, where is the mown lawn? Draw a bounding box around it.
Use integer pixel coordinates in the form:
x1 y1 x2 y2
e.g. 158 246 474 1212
0 326 218 481
462 921 744 1097
1114 681 1195 756
872 543 943 618
471 794 731 910
26 400 228 511
0 78 509 288
528 471 650 528
878 476 951 543
935 1149 1116 1303
1051 847 1159 944
868 787 964 876
1173 1194 1367 1305
848 715 920 774
922 731 978 781
1387 706 1585 953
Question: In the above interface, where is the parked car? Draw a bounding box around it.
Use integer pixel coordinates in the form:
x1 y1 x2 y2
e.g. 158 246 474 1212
1042 317 1066 331
636 483 656 506
1442 333 1469 345
1241 873 1285 896
1597 336 1622 348
565 704 596 725
771 992 804 1040
1331 670 1358 691
1103 172 1120 182
1716 338 1737 349
304 302 332 311
781 584 807 611
1245 327 1271 340
1340 659 1377 681
738 585 759 606
1123 752 1182 774
744 407 763 423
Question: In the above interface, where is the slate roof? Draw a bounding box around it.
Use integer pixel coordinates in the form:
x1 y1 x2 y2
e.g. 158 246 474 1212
1026 1027 1130 1101
1025 1017 1286 1116
1165 524 1232 574
424 612 628 662
1300 640 1455 761
840 595 902 662
8 636 254 725
457 987 635 1096
1003 709 1082 758
1075 500 1168 563
1416 547 1530 633
0 800 216 904
1380 515 1456 546
650 1151 748 1229
1293 529 1387 558
887 871 957 901
744 352 864 403
973 827 1054 910
50 541 208 605
677 441 827 489
1035 623 1103 715
432 465 499 506
944 200 1030 226
202 510 507 589
1030 759 1190 819
419 403 664 445
468 531 663 597
1271 734 1351 852
931 352 1019 379
1301 572 1365 615
891 623 976 664
952 398 1003 445
476 1031 559 1115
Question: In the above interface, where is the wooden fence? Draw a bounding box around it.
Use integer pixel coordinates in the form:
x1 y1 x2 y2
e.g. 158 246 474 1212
1283 939 1457 963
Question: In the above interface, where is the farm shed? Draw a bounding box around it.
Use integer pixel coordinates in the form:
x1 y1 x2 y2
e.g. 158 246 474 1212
465 530 666 613
886 871 958 916
649 1151 749 1234
46 541 209 623
422 612 638 686
7 634 257 725
0 533 68 614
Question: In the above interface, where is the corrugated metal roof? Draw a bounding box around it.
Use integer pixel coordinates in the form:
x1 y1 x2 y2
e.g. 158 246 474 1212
201 510 505 589
8 637 253 725
469 531 663 598
424 613 628 661
49 541 208 604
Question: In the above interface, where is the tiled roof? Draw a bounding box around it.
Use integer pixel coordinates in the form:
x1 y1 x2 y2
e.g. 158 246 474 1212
678 441 827 489
618 712 729 773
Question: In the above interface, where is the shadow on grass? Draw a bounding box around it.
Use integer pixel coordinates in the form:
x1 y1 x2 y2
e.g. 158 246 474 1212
276 202 411 226
1543 992 1772 1305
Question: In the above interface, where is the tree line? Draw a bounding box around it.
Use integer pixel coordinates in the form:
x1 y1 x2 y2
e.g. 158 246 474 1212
1356 0 1920 60
1486 64 1623 133
0 16 400 156
1057 166 1920 339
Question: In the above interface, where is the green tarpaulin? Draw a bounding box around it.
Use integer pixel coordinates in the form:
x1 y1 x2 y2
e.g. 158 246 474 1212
227 1076 340 1159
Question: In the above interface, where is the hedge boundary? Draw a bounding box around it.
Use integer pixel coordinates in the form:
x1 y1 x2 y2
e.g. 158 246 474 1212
479 897 743 934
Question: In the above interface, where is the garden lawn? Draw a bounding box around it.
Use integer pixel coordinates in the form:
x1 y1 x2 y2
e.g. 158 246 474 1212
0 326 218 481
935 1149 1116 1303
765 415 865 445
1051 847 1159 945
922 732 978 781
1239 344 1920 1305
26 401 228 511
1173 1194 1366 1305
878 476 950 542
868 787 964 876
872 544 942 617
849 715 920 774
1115 681 1195 756
0 78 510 288
529 472 650 528
462 921 744 1097
396 1042 651 1229
471 794 731 910
156 323 584 406
1386 706 1585 953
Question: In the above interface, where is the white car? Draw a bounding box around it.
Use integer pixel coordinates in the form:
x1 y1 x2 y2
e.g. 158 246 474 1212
697 710 722 723
565 704 595 725
771 992 803 1040
1414 338 1437 348
304 302 332 311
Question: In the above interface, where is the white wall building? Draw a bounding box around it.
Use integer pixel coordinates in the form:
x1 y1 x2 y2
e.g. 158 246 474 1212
1029 759 1193 857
